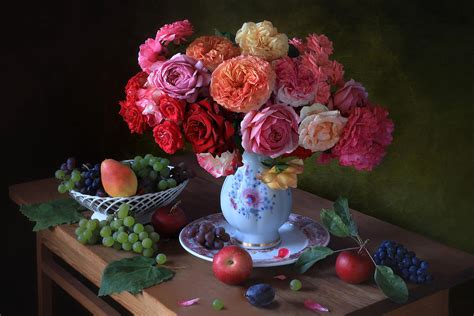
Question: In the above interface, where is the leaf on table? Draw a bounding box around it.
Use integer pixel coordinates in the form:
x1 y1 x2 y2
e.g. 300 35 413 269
294 246 334 274
374 265 409 304
178 297 200 307
99 256 175 296
333 197 358 237
320 209 351 238
304 299 329 312
19 199 84 231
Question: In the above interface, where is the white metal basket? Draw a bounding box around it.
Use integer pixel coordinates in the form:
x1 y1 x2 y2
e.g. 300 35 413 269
69 163 188 223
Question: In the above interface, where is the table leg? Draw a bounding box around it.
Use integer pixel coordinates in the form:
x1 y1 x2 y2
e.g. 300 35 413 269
37 232 53 316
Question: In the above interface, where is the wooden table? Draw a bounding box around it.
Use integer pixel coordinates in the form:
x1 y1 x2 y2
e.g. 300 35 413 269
9 157 474 315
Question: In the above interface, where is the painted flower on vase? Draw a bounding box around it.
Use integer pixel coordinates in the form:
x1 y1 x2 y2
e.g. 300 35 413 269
235 20 289 61
186 35 240 71
241 104 299 158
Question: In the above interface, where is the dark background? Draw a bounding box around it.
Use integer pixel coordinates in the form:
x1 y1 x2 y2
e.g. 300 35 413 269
2 0 473 315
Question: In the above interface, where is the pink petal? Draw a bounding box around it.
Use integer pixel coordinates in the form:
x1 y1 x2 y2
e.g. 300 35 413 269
273 248 290 259
178 297 200 307
304 299 329 312
273 274 287 280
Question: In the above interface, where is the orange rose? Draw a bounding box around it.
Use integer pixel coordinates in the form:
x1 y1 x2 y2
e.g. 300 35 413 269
210 55 275 113
186 36 240 71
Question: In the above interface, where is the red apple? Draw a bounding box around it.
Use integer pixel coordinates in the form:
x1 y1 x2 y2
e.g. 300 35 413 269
151 201 187 237
335 250 375 284
212 245 253 285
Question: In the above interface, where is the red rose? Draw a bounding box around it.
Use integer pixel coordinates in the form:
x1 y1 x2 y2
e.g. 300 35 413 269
158 94 186 123
153 120 184 154
125 71 148 100
119 99 148 134
183 99 235 155
283 146 313 159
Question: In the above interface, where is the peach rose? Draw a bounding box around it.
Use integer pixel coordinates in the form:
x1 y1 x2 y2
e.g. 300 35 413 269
210 55 275 113
235 21 288 61
298 110 347 152
186 36 240 71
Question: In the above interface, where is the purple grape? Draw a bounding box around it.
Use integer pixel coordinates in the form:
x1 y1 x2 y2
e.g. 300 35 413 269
214 240 224 249
196 232 205 244
219 232 230 242
205 232 215 244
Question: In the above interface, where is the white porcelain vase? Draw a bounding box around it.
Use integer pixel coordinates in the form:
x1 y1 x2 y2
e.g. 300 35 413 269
220 151 292 249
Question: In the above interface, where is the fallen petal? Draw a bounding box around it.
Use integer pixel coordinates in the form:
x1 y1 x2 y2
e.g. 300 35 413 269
178 297 200 307
304 299 329 312
274 248 290 259
273 274 287 280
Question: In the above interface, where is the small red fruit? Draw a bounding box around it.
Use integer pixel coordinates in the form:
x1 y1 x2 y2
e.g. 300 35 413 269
335 250 375 284
213 245 253 285
151 201 187 237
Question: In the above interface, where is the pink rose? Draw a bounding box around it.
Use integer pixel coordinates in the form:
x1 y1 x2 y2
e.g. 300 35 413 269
273 56 317 107
156 20 193 45
196 150 243 178
328 79 368 116
241 104 299 158
148 53 211 103
331 106 394 171
138 38 167 74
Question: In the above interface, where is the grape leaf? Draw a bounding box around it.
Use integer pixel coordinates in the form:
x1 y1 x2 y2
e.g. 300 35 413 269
294 246 334 274
99 256 175 296
333 197 358 237
19 199 84 231
320 209 351 237
374 265 409 303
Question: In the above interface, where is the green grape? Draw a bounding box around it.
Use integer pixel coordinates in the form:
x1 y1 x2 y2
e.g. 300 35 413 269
138 168 149 178
149 170 158 181
112 231 119 241
142 238 153 249
128 233 139 243
134 156 143 164
65 180 75 191
79 218 89 228
122 242 132 251
106 215 114 223
157 180 168 191
144 225 155 233
159 168 170 178
132 242 143 253
55 170 66 180
124 216 135 227
99 220 107 228
142 248 154 258
71 170 81 182
153 162 163 172
290 279 302 291
113 242 122 250
155 253 167 265
143 156 151 166
166 178 177 188
139 231 148 241
144 154 153 160
160 158 170 166
117 226 126 233
148 157 158 166
88 235 99 245
87 219 99 231
77 234 88 244
117 232 129 244
58 184 67 194
117 203 130 219
149 232 160 243
212 299 224 311
82 230 93 241
112 219 124 230
75 226 86 236
102 236 114 247
100 226 112 238
133 223 144 234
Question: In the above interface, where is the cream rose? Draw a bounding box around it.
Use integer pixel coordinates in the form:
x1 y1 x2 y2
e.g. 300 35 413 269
299 103 329 122
298 110 347 152
235 20 289 61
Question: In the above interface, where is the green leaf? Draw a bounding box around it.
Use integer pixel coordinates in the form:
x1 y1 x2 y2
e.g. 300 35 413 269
374 265 409 303
333 197 358 237
274 163 289 173
19 199 84 231
214 29 236 42
99 256 175 296
294 246 334 274
320 209 351 237
261 158 276 168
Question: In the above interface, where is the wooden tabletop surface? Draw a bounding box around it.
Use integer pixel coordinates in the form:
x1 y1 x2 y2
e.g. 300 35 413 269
9 155 474 315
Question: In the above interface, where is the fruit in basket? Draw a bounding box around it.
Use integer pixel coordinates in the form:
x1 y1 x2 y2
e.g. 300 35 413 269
212 245 253 285
335 250 374 284
101 159 138 197
55 158 107 196
151 201 188 237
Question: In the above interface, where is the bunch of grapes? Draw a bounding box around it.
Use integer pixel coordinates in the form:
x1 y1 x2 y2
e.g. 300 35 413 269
132 154 191 194
55 157 106 196
373 240 433 284
185 222 230 249
75 203 161 257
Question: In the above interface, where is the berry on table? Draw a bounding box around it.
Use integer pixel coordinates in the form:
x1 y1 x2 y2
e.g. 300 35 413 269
212 299 224 310
156 253 167 265
290 279 302 291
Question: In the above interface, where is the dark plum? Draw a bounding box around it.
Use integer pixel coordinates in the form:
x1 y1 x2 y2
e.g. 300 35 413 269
245 284 275 307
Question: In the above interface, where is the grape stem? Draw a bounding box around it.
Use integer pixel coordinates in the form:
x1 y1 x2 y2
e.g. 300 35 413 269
333 246 360 253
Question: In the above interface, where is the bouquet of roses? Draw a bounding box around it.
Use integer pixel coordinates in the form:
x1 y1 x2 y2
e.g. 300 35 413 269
119 20 394 190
